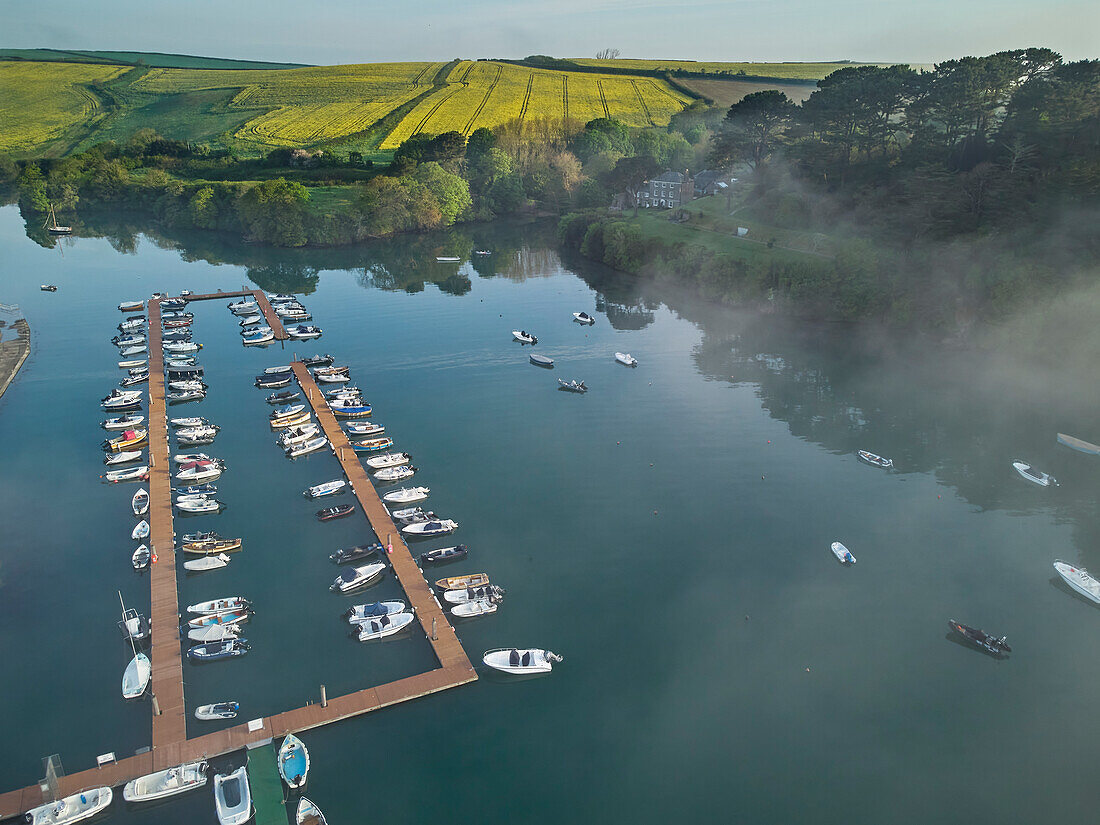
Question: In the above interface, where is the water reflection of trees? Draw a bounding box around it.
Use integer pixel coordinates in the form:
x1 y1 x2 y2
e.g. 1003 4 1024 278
572 255 657 331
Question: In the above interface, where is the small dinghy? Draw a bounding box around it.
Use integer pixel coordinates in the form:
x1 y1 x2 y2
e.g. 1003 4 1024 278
184 553 232 572
228 298 257 312
326 386 361 400
118 358 146 369
170 416 211 428
572 311 595 325
513 330 538 344
615 352 638 367
237 314 262 327
242 329 274 346
196 701 239 720
436 255 461 263
1053 560 1100 604
435 572 489 590
383 486 429 504
105 450 143 466
175 465 222 484
330 543 383 564
482 648 562 674
168 390 206 404
858 450 893 469
181 528 219 542
420 545 468 565
177 425 219 445
123 761 208 803
103 413 145 430
119 300 145 312
132 544 151 570
452 596 499 618
168 379 206 393
1056 433 1100 455
1013 460 1058 487
318 504 355 521
24 786 112 825
188 596 251 615
103 465 149 483
330 401 372 418
374 465 416 482
267 390 301 404
186 610 249 630
132 488 150 515
948 619 1011 657
188 638 250 662
213 765 251 825
345 421 385 436
296 797 328 825
118 604 150 643
831 541 856 564
530 353 554 367
390 505 430 522
163 341 201 354
255 374 291 389
331 562 385 593
120 345 147 357
131 520 150 540
558 378 587 392
119 372 148 388
315 371 350 384
176 498 223 514
112 334 146 347
271 403 307 420
354 611 414 641
279 425 320 446
267 292 297 303
272 411 312 430
41 284 58 292
101 389 143 410
366 451 411 469
306 479 346 498
278 734 310 789
162 318 192 329
301 354 335 368
443 584 505 604
344 600 406 622
104 428 148 452
286 436 329 458
403 519 458 537
352 437 393 452
123 652 151 698
287 324 323 340
188 624 239 643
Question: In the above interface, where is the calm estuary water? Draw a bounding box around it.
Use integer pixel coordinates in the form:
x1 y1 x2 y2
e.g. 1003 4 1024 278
0 204 1098 824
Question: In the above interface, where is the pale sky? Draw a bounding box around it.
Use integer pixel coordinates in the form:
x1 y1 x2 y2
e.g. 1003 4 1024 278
7 0 1098 65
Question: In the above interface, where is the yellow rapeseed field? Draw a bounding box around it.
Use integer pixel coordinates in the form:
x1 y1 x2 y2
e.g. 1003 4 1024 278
0 62 126 153
381 61 693 148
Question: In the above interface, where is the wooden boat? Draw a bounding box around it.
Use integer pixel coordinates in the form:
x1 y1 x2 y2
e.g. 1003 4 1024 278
195 701 239 720
24 787 112 825
123 761 208 802
573 311 595 325
1057 433 1100 455
329 543 383 564
103 414 144 430
318 504 355 521
104 428 148 452
1013 460 1058 487
352 437 393 452
131 520 150 540
286 324 323 339
306 479 346 498
104 450 142 466
354 611 414 641
301 354 335 368
530 353 554 367
443 584 504 604
188 624 239 643
858 450 893 469
184 553 232 572
271 411 312 430
513 330 538 344
123 652 151 698
331 562 385 592
1053 560 1100 604
344 600 406 622
296 797 328 825
366 451 410 469
482 648 562 674
420 545 468 565
182 538 242 555
213 765 252 825
435 572 489 590
345 421 385 437
383 486 429 504
131 488 149 516
452 597 499 617
186 610 249 630
188 639 250 661
286 436 329 458
162 318 192 329
831 541 856 564
558 378 587 392
132 544 151 569
278 734 310 789
615 351 638 367
103 465 148 483
119 300 144 312
374 465 416 482
403 519 458 537
187 596 250 615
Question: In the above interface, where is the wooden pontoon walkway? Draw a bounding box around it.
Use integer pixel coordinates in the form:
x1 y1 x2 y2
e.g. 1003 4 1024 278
0 291 474 820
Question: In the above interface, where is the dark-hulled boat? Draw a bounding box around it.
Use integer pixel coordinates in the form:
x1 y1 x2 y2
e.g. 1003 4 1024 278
187 639 250 662
317 504 355 521
948 619 1012 656
301 354 335 368
267 390 301 405
329 543 383 564
420 545 468 565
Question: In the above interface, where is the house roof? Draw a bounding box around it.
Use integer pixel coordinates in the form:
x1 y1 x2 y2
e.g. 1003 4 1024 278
653 170 687 183
694 170 724 187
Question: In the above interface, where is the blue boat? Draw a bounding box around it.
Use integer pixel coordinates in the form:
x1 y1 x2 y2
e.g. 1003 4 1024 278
331 404 372 418
187 639 250 662
277 734 310 789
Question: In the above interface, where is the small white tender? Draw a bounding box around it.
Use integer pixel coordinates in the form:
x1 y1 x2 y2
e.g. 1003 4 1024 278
831 541 856 564
1053 560 1100 604
483 647 562 674
213 765 252 825
123 761 208 802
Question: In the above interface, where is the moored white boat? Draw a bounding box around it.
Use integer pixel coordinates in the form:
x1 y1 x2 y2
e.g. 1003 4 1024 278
373 465 416 482
355 611 414 641
131 520 150 540
573 311 595 325
1053 560 1100 604
278 733 310 789
452 597 499 617
305 479 346 498
345 421 384 436
103 465 148 483
286 324 322 339
1013 460 1058 487
831 541 856 564
513 330 538 344
278 424 320 446
382 486 429 504
175 462 223 483
175 498 223 514
331 563 385 593
123 761 208 803
296 797 328 825
103 413 144 430
104 450 142 466
188 596 250 615
402 519 458 537
858 450 893 469
482 648 562 674
286 436 329 458
24 787 112 825
196 701 239 720
366 451 411 469
614 352 638 367
188 624 239 643
123 652 151 698
1057 433 1100 455
184 553 232 572
131 488 149 516
213 765 252 825
132 544 151 569
345 600 406 623
443 584 504 604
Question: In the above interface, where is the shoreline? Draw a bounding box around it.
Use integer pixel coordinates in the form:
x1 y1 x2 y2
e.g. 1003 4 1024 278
0 318 30 400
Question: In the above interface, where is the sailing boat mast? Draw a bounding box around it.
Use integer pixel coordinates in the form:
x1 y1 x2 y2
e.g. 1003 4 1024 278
44 204 72 235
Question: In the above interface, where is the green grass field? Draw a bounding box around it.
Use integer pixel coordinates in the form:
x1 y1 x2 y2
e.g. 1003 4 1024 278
0 48 306 70
573 59 876 79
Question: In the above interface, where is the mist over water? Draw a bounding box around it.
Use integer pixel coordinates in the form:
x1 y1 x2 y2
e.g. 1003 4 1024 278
1 205 1098 824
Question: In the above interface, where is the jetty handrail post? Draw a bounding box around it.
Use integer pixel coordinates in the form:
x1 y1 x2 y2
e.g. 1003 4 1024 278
432 617 437 641
320 685 327 708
